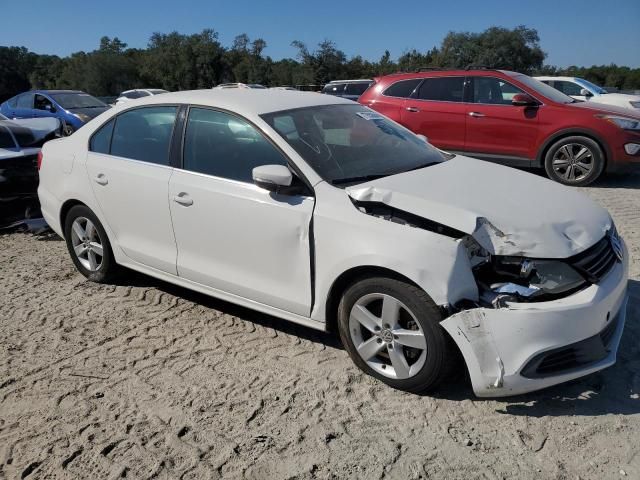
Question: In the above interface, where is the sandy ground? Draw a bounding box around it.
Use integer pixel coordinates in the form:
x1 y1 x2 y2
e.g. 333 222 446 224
1 173 639 480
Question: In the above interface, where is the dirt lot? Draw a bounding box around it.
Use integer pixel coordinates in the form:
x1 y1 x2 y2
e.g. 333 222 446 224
1 174 639 480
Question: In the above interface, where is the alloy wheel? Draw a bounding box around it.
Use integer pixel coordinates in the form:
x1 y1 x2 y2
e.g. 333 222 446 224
348 293 427 379
552 143 594 182
70 217 104 271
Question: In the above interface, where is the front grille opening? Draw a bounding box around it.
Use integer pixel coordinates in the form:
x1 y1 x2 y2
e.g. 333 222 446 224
570 235 618 283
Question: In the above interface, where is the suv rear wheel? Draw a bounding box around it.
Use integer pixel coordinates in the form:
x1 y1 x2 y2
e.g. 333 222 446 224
544 136 605 186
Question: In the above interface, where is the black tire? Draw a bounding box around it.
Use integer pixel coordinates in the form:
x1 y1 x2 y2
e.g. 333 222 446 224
337 276 456 394
63 205 119 282
62 123 75 136
544 135 605 186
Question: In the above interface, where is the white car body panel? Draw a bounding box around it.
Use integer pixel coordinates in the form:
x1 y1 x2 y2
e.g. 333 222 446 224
535 76 640 110
168 169 315 316
37 89 629 397
86 153 178 274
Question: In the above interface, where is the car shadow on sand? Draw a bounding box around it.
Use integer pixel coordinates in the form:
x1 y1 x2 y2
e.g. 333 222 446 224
111 266 640 416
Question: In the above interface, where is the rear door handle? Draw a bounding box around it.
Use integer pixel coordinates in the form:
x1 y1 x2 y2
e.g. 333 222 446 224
173 192 193 206
468 112 486 118
94 173 108 185
405 106 420 113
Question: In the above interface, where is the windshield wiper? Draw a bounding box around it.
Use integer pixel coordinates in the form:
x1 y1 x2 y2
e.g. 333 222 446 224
330 174 392 185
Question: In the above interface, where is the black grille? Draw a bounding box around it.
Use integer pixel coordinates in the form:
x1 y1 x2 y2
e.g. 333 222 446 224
570 235 618 283
521 313 620 378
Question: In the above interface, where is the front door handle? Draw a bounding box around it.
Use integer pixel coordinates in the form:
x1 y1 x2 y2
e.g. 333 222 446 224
405 106 420 113
94 173 108 185
173 192 193 206
468 111 486 118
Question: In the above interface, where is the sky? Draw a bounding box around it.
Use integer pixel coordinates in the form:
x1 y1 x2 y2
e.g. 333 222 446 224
1 0 639 68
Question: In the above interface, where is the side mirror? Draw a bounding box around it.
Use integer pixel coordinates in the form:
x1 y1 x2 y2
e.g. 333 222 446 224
252 164 293 193
580 88 593 97
511 93 538 107
45 104 55 112
416 134 429 143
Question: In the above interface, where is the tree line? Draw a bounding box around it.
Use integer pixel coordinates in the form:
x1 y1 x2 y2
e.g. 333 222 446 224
1 25 639 102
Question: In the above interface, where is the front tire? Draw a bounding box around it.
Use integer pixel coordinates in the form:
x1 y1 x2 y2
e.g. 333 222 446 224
63 205 118 282
337 277 456 394
544 136 604 186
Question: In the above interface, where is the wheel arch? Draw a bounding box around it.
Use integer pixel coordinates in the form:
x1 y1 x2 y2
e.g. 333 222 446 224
324 265 426 334
536 128 610 169
59 199 89 238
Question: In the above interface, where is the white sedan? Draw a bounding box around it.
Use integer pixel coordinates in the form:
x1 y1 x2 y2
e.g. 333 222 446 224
37 90 628 397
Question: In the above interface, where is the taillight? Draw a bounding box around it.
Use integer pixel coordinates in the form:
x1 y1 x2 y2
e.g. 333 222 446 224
37 150 43 170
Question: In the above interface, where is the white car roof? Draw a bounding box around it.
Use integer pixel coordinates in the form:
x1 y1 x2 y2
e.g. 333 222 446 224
110 89 356 117
534 76 578 82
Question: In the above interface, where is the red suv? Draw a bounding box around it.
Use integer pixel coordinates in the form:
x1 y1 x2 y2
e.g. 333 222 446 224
359 69 640 186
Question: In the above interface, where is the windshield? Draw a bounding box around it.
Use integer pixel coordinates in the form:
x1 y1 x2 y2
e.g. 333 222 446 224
50 92 106 109
576 78 608 94
261 104 448 185
514 75 575 104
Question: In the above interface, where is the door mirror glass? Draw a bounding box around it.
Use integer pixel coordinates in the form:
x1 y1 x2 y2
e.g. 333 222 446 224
511 93 538 107
252 164 293 192
580 88 593 97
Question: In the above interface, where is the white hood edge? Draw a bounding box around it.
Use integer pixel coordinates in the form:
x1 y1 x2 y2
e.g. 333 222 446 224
346 156 612 259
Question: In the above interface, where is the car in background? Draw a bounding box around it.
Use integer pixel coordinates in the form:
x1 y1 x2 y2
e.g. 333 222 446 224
115 89 169 105
359 69 640 186
322 80 373 101
214 83 267 90
1 90 110 136
38 89 628 397
535 76 640 111
1 114 60 226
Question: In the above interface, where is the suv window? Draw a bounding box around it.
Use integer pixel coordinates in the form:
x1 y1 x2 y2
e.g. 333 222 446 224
472 77 525 104
417 77 465 102
344 82 371 96
89 119 115 154
383 79 421 98
322 83 345 95
34 94 54 111
553 80 583 96
183 107 288 183
110 106 177 165
16 93 34 109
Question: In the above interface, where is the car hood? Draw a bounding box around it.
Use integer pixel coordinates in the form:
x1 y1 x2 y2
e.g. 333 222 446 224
569 99 640 117
67 107 110 119
345 156 612 258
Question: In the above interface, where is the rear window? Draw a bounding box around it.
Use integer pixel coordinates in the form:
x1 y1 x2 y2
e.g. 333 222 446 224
0 125 15 149
417 77 465 102
344 82 372 96
323 83 345 95
383 79 421 98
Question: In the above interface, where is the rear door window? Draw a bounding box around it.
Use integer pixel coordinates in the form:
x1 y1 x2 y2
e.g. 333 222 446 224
89 119 115 154
110 107 177 165
383 79 421 98
16 93 34 109
323 83 346 95
344 82 372 96
417 77 465 102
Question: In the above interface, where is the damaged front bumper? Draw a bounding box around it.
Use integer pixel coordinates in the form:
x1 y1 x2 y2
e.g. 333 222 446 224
441 241 629 397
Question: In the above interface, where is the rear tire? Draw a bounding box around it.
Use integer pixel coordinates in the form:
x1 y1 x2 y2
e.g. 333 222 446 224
544 136 604 186
63 205 118 283
337 276 456 394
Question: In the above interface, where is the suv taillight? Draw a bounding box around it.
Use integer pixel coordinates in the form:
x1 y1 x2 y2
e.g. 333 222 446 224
37 150 43 170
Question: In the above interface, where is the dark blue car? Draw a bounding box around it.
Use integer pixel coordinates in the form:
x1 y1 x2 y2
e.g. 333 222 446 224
0 90 110 136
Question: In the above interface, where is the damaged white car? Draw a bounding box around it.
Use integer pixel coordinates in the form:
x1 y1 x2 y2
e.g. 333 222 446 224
37 90 628 397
